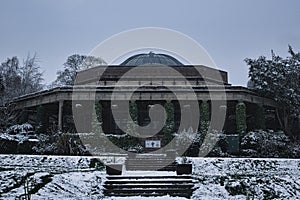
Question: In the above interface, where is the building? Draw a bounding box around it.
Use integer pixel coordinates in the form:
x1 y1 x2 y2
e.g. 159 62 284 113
13 52 278 151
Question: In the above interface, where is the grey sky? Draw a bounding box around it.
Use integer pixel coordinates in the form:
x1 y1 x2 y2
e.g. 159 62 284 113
0 0 299 86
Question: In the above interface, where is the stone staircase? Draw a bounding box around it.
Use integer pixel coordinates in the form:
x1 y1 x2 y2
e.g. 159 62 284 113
103 174 195 198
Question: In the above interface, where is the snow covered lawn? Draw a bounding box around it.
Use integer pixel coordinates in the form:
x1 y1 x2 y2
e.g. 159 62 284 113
189 158 300 199
0 155 299 199
0 155 106 199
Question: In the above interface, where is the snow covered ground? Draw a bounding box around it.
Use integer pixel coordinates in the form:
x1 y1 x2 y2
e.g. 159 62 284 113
0 155 106 199
0 155 299 199
190 158 300 199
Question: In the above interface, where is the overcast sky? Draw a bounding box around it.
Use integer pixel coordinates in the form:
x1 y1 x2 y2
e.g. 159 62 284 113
1 0 299 86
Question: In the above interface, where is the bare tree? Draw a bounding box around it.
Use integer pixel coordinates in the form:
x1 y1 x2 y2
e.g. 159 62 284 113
0 54 44 129
0 54 44 106
52 54 106 86
18 54 44 95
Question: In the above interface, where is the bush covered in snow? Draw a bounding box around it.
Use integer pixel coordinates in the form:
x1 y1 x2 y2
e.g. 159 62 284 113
6 123 34 135
176 129 229 157
206 132 229 157
179 129 299 158
241 130 300 158
33 132 89 155
0 123 38 154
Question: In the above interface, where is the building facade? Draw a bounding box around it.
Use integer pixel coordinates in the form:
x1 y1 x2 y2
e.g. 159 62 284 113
13 52 278 151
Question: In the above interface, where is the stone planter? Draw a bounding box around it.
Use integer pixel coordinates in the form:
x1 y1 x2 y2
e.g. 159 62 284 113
176 164 192 175
106 164 123 175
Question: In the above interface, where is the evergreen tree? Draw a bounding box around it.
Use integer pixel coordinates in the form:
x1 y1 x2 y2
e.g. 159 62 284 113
245 46 300 135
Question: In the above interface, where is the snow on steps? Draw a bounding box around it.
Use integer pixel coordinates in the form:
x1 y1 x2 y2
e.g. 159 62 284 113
104 172 195 198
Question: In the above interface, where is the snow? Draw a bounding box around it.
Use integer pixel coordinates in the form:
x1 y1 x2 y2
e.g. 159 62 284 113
189 157 300 199
123 171 176 176
6 123 33 135
0 155 300 199
0 155 105 199
103 196 188 200
0 132 35 143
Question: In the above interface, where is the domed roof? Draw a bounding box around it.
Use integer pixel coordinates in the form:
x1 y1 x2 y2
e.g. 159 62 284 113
120 52 183 66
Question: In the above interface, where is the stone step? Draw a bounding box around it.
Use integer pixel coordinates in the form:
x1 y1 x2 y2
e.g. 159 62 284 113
126 158 176 162
104 183 194 189
105 179 193 184
125 166 176 171
103 174 194 198
125 162 176 166
106 175 192 180
104 188 193 198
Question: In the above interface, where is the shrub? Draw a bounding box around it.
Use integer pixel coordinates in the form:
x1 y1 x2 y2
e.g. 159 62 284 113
6 123 34 135
240 130 300 158
33 132 88 155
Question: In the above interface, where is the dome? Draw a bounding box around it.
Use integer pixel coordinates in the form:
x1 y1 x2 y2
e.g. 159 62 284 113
120 52 183 66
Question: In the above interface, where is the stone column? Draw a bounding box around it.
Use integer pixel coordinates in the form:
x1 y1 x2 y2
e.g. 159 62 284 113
58 100 64 131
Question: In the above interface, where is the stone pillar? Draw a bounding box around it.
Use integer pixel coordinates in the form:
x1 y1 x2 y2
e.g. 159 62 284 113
58 100 64 131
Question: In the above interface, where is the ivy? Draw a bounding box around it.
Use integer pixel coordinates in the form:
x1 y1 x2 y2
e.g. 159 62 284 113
91 101 102 134
129 101 138 122
199 101 210 135
162 101 175 145
236 102 247 137
127 101 138 137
